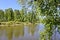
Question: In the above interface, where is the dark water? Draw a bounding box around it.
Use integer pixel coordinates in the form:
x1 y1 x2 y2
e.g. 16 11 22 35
0 23 44 40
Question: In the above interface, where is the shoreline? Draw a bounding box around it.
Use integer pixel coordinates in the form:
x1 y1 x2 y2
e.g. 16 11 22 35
0 21 40 26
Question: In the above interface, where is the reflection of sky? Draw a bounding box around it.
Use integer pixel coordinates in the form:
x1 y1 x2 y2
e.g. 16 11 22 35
0 0 21 10
38 24 44 32
51 27 60 40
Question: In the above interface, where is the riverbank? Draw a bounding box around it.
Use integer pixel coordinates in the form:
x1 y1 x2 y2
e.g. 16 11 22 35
0 21 39 26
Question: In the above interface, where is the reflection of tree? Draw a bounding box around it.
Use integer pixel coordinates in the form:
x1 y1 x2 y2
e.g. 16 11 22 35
13 24 24 37
28 23 37 36
5 25 13 40
19 24 24 36
0 25 5 36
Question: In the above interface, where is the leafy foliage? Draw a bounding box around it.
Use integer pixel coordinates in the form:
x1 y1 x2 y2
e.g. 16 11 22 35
34 0 60 40
0 10 4 22
0 8 39 23
5 8 14 21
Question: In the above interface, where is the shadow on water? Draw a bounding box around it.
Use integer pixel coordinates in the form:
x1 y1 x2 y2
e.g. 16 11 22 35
0 23 43 40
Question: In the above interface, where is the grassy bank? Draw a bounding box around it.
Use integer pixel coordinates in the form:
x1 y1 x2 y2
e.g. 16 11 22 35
0 21 39 25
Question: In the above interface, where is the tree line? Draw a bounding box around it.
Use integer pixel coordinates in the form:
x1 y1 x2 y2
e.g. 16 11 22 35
0 8 39 23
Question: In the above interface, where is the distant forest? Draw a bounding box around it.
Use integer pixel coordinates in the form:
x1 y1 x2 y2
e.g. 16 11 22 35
0 8 39 23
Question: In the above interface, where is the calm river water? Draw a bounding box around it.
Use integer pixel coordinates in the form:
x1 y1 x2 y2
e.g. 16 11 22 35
0 23 44 40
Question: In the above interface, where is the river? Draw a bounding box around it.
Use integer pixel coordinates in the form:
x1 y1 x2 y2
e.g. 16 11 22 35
0 23 44 40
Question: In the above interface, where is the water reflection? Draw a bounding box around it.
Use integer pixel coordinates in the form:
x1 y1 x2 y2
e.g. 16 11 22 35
0 23 40 40
0 24 60 40
13 24 24 37
28 24 37 36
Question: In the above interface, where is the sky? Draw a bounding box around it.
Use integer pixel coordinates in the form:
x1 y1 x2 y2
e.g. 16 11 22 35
0 0 21 10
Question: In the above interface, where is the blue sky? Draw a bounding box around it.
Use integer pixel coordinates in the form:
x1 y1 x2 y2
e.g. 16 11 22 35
0 0 21 10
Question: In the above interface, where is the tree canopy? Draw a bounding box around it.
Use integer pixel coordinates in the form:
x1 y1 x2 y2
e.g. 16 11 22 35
0 8 39 23
33 0 60 40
